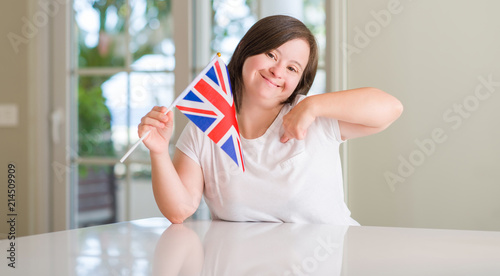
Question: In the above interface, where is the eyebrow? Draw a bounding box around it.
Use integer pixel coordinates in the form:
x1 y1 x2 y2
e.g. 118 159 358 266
275 48 305 71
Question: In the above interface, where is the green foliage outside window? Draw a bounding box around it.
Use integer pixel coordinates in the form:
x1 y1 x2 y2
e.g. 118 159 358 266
77 0 172 176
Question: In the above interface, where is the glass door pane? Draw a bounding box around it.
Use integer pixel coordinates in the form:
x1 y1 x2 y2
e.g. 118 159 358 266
74 0 127 68
78 164 117 227
128 72 174 161
130 0 174 71
78 75 120 158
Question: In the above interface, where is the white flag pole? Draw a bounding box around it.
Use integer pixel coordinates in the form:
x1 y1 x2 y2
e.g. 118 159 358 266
119 54 221 163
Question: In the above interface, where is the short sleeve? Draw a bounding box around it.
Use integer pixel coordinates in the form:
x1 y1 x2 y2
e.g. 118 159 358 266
331 118 345 143
175 122 202 165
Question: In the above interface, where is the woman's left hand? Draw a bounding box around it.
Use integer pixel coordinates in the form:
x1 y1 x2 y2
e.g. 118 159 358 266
280 97 316 143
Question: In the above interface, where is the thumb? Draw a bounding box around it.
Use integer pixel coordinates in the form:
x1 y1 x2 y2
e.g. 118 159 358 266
280 134 290 143
165 110 174 127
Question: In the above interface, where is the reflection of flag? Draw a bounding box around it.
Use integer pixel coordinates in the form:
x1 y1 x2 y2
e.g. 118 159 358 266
175 56 245 171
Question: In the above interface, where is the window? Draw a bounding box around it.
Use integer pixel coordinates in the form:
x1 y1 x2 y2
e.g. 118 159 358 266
72 0 173 227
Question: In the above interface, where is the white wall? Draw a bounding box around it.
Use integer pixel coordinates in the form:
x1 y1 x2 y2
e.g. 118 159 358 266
346 0 500 231
0 0 31 237
1 0 64 237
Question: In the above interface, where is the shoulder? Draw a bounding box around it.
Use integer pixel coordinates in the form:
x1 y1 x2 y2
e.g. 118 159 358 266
179 121 204 140
281 94 307 115
176 122 207 153
293 94 307 105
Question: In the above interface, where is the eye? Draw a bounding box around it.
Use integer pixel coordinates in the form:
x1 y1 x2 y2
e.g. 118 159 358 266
287 66 298 73
266 52 277 60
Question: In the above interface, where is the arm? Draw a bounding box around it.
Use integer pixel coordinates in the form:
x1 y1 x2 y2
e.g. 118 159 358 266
139 106 204 223
150 149 204 224
280 87 403 142
153 224 204 275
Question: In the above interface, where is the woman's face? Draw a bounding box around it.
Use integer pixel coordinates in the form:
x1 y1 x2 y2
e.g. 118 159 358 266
241 38 310 109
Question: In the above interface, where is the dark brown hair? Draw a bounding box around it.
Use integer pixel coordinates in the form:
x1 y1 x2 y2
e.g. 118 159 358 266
227 15 319 112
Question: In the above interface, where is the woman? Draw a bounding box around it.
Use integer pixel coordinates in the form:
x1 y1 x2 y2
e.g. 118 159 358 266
139 15 403 224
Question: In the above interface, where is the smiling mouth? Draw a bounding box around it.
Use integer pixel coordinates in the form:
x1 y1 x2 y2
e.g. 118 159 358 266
261 74 280 87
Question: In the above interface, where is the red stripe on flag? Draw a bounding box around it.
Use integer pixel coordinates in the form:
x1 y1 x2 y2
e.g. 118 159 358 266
194 79 239 144
177 106 217 116
215 61 227 95
237 138 245 171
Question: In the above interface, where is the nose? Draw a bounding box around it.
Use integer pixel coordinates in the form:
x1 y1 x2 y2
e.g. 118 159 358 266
269 63 284 78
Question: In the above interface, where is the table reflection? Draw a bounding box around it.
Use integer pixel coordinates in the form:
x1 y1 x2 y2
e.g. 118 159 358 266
153 221 348 276
3 218 499 275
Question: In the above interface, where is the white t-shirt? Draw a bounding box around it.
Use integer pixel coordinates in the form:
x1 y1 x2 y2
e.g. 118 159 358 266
176 95 359 225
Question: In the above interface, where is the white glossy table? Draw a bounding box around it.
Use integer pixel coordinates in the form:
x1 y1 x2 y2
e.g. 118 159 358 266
1 218 499 275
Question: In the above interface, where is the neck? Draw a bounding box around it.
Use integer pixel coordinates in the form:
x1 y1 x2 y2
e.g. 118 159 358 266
238 101 283 139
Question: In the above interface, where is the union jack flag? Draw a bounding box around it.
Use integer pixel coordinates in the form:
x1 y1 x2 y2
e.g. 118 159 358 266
175 55 245 172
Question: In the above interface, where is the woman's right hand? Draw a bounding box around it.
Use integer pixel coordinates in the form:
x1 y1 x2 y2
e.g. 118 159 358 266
138 106 174 155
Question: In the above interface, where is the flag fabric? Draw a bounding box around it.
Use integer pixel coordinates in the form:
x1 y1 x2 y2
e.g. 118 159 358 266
175 56 245 172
